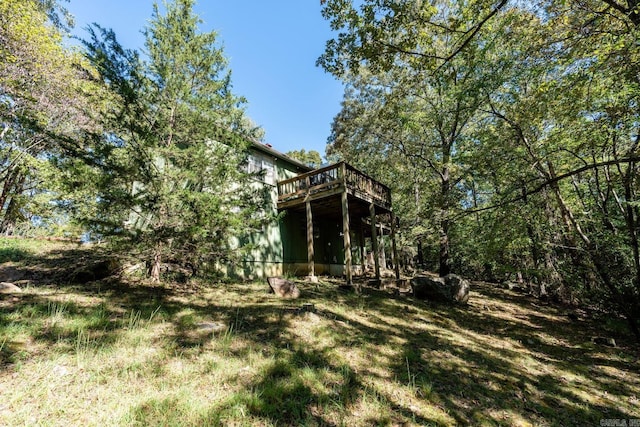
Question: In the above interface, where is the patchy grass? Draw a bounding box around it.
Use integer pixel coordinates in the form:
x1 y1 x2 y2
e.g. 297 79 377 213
0 238 639 426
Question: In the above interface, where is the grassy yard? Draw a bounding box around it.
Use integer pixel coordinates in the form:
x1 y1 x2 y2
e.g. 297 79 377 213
0 238 639 426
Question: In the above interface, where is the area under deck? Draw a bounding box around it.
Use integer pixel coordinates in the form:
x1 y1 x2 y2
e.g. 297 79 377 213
277 162 399 283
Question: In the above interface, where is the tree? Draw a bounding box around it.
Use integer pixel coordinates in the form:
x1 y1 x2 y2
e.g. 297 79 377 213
473 0 640 337
320 0 640 339
321 0 516 276
285 149 323 168
80 0 268 281
0 0 103 236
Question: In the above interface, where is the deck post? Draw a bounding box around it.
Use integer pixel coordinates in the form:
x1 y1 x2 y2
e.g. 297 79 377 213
391 212 400 280
342 189 353 286
379 222 386 269
359 221 366 273
306 200 315 278
370 203 380 281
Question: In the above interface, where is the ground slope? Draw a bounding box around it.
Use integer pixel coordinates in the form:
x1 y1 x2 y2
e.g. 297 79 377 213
0 238 638 426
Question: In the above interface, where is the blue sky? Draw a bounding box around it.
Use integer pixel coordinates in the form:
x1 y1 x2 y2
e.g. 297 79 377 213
65 0 344 157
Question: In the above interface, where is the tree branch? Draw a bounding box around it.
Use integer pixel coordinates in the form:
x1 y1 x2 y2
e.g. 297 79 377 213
437 0 509 70
371 0 509 69
454 156 640 219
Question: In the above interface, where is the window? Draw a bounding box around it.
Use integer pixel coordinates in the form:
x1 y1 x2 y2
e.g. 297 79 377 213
246 153 276 185
262 158 275 185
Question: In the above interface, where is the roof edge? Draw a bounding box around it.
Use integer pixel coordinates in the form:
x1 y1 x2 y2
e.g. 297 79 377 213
251 141 315 172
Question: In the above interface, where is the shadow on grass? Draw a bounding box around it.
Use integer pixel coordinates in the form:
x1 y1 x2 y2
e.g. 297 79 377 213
206 349 353 426
1 241 640 425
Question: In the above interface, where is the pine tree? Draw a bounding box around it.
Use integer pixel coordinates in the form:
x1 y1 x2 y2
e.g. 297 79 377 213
81 0 268 281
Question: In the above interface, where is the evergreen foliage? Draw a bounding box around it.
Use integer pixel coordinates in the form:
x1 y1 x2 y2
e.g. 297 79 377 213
78 0 269 281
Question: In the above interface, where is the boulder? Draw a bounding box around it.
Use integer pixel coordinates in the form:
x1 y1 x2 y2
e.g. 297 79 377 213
411 276 444 300
267 277 300 299
444 274 470 304
410 274 470 305
0 282 22 294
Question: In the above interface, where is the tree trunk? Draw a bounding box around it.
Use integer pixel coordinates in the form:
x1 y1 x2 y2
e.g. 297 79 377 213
0 169 21 224
438 162 451 277
439 216 451 277
548 164 640 340
622 166 640 294
1 197 19 235
149 244 162 282
0 172 26 235
417 240 424 268
526 223 546 296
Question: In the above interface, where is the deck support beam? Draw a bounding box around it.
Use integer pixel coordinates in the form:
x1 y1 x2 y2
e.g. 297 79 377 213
379 222 386 269
306 199 315 278
370 203 381 281
342 191 353 286
359 221 366 273
391 212 400 280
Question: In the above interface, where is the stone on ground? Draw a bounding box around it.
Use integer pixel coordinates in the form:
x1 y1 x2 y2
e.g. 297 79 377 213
410 274 470 304
267 277 300 299
0 282 22 294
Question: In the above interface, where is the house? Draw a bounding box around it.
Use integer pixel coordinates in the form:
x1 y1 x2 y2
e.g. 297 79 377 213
229 141 400 282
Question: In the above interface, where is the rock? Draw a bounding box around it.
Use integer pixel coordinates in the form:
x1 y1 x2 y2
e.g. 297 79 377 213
305 312 321 322
444 274 470 304
304 275 319 283
410 274 470 305
0 282 22 294
591 336 616 347
411 276 443 300
267 277 300 299
52 365 70 377
196 322 227 333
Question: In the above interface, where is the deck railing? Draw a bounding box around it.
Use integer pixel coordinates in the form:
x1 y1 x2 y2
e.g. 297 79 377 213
277 162 391 208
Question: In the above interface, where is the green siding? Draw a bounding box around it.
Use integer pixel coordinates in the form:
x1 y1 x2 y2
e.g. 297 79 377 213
229 149 309 278
232 148 367 279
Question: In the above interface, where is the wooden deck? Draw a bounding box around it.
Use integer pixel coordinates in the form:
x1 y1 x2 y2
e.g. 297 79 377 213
277 162 392 211
276 162 398 284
